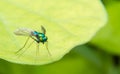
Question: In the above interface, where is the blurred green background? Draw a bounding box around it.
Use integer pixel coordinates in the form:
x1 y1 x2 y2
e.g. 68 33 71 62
0 0 120 74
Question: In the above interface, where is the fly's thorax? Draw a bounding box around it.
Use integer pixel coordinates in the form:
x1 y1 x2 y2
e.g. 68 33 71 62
31 31 47 43
38 33 48 43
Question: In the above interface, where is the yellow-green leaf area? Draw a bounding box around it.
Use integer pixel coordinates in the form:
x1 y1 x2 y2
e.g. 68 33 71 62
0 0 107 65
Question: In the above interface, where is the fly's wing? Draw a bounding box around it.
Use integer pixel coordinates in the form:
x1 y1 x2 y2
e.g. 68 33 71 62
14 28 34 36
41 26 46 34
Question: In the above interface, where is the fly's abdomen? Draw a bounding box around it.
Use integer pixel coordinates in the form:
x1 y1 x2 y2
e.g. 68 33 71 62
32 31 47 43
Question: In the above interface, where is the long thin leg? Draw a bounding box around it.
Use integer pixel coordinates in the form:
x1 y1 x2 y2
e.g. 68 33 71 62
17 40 34 58
30 36 38 42
35 43 39 63
45 41 52 56
15 36 30 54
36 43 39 57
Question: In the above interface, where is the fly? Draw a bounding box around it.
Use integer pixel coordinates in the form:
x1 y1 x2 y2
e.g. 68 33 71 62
14 26 51 57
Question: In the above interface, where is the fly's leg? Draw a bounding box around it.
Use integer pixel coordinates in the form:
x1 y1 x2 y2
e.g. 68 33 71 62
45 41 52 56
17 40 34 58
36 43 39 58
34 43 39 64
30 36 38 43
30 36 40 56
15 37 30 54
17 36 38 57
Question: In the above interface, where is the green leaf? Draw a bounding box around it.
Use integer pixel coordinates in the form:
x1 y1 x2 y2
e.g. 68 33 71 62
90 2 120 55
0 0 107 65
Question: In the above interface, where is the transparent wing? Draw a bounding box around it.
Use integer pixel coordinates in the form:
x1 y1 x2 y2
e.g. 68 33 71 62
14 28 34 36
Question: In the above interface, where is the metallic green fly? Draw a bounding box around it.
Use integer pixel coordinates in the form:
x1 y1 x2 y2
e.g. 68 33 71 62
14 26 51 57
